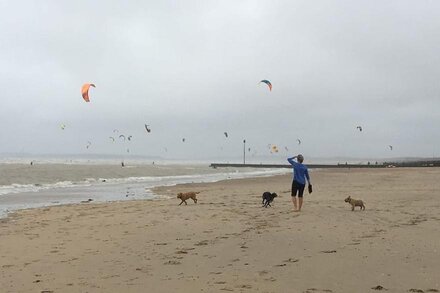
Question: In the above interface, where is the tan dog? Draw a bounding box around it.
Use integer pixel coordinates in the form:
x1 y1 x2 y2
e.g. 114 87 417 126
177 192 199 205
344 196 365 211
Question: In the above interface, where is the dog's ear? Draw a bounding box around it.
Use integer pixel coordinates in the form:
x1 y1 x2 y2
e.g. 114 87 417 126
273 193 278 197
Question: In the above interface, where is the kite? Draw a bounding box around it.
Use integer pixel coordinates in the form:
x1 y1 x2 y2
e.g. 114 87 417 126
285 146 289 152
224 132 228 138
297 139 301 145
248 147 251 152
81 83 95 102
109 137 115 142
119 135 126 141
389 145 393 151
356 126 363 132
113 129 119 133
182 138 186 143
145 124 151 133
127 135 133 141
86 141 92 149
270 145 279 153
260 80 272 91
60 124 66 130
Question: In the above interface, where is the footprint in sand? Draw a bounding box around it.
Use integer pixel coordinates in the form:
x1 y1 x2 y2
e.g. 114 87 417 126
195 240 209 246
408 290 424 293
321 250 337 254
304 289 333 293
371 285 387 290
176 247 194 254
405 216 428 226
236 284 252 289
164 260 181 265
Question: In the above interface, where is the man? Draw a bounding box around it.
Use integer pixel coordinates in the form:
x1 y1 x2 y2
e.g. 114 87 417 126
287 154 311 212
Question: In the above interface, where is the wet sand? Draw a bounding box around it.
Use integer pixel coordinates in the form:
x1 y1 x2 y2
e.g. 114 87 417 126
1 168 439 292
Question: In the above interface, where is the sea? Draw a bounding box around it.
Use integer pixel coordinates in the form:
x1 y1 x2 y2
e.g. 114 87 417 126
0 156 290 218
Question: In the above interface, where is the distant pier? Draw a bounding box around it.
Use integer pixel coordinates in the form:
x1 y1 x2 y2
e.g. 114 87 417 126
209 163 384 169
210 161 440 169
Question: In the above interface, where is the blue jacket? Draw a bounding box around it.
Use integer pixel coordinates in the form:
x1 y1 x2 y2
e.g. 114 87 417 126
287 157 310 185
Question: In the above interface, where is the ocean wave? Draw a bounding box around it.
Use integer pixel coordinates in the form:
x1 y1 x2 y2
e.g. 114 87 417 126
0 181 87 196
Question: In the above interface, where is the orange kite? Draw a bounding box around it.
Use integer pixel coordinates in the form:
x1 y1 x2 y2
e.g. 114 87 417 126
81 83 95 102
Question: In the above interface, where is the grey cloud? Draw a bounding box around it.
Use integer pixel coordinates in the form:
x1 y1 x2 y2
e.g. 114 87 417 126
1 0 439 160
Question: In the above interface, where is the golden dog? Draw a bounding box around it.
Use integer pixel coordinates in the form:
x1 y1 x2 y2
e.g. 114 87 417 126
344 196 365 211
177 192 199 205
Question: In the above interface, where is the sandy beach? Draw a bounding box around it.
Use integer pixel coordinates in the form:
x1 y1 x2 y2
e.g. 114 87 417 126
1 168 439 293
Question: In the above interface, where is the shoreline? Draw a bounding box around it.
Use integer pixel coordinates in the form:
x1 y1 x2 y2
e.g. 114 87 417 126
0 168 289 219
0 174 287 222
1 168 439 292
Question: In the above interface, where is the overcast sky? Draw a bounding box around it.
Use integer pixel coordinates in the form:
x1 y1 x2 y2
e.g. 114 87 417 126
1 0 439 160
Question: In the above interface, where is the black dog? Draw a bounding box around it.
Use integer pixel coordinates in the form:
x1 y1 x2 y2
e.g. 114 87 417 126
262 192 278 208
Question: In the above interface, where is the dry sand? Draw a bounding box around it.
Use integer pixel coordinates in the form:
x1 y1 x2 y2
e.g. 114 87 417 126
1 168 439 293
